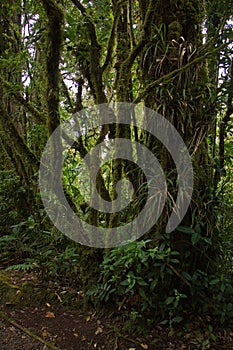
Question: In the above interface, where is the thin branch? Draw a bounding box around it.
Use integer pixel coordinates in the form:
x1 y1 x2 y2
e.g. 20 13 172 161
166 263 218 311
102 5 120 72
128 0 136 48
0 77 44 123
60 76 74 111
71 0 107 103
117 0 155 73
0 311 60 350
75 78 84 112
70 0 99 48
166 263 191 288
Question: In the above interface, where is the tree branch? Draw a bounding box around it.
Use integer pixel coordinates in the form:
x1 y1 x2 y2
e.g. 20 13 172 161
118 0 155 72
70 0 99 49
0 100 39 170
0 76 44 123
60 76 74 112
102 4 120 72
0 311 60 350
71 0 106 103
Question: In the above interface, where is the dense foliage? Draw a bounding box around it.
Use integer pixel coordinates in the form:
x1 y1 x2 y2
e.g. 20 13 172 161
0 0 233 330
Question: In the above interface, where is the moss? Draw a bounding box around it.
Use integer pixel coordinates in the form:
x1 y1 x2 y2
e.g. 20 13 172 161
0 271 20 289
0 271 22 305
168 21 183 41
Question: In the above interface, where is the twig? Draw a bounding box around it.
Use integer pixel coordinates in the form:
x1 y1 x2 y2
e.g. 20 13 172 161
0 311 60 350
105 323 142 346
102 5 120 72
166 263 218 311
166 263 191 288
0 76 45 123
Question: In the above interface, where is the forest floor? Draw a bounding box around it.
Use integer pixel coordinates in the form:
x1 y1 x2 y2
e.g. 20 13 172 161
0 270 233 350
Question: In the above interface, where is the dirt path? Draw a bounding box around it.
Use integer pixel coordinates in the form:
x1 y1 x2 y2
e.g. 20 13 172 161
0 306 162 350
1 270 233 350
1 304 233 350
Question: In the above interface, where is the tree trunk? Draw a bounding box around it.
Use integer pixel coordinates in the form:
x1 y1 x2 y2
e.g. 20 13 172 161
138 0 218 277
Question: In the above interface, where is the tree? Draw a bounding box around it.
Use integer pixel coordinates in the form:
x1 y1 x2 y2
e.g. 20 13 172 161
0 0 39 218
1 0 233 313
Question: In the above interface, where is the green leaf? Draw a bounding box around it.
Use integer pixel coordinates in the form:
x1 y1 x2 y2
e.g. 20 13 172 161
171 251 180 255
177 226 195 234
182 272 192 281
150 279 158 290
137 278 148 286
191 232 201 245
0 235 17 242
120 280 129 286
160 320 168 325
201 237 211 244
165 296 175 305
139 288 147 300
209 278 219 285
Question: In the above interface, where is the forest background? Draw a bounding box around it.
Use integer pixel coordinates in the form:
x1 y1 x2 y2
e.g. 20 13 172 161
1 0 233 336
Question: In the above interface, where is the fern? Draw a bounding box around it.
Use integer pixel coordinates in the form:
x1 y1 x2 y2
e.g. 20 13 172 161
5 262 38 271
0 235 17 242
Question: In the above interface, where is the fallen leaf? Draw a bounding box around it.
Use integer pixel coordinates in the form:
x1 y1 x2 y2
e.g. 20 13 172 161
73 333 79 337
140 344 148 349
46 302 51 307
95 327 103 335
86 315 91 322
42 330 48 338
45 311 55 318
82 336 86 341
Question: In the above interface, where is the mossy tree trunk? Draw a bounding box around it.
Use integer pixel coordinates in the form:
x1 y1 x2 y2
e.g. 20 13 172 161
139 0 221 277
0 0 39 216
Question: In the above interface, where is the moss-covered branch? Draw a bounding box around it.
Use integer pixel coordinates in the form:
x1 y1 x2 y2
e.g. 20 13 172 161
70 0 99 48
101 3 120 72
115 0 155 100
0 100 39 174
0 76 44 123
71 0 106 103
117 0 155 75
